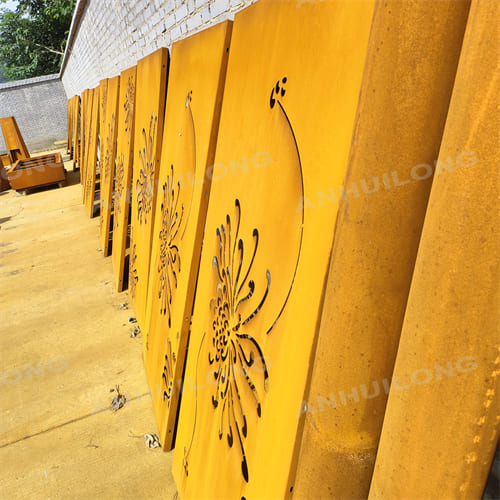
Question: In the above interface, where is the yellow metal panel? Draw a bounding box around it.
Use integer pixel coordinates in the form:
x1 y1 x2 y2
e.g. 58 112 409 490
97 79 109 224
75 98 79 169
80 90 89 189
98 79 109 214
143 21 232 450
75 95 81 169
84 88 100 218
67 95 77 159
81 89 92 198
99 79 108 151
67 98 72 155
72 95 76 165
369 1 500 498
129 48 169 327
172 1 374 499
99 76 120 256
71 95 81 170
292 1 472 498
112 66 137 292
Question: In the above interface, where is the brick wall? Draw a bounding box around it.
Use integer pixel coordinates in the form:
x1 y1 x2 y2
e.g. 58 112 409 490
61 0 258 98
0 75 68 154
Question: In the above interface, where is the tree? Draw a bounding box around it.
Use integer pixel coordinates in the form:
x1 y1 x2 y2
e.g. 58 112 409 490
0 0 76 81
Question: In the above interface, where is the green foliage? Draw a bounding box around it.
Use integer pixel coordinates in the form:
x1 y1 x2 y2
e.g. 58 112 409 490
0 0 76 80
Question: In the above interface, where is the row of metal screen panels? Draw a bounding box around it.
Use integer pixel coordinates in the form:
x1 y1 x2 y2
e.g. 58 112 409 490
66 1 499 499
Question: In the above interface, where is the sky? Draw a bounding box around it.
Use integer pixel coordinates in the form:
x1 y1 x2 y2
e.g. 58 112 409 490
2 1 18 11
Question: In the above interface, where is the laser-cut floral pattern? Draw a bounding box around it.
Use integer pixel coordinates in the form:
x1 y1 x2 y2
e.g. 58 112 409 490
158 164 184 327
103 115 115 183
136 113 157 225
182 77 305 488
162 337 177 407
113 153 125 230
124 76 135 135
129 241 138 299
184 199 271 483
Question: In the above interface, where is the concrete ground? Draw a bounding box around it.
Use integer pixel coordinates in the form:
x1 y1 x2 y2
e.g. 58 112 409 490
0 150 177 500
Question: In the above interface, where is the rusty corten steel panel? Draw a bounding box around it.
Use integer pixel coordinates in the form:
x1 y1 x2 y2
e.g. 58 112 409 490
172 1 375 499
128 48 169 329
142 20 232 452
112 66 137 293
99 76 120 257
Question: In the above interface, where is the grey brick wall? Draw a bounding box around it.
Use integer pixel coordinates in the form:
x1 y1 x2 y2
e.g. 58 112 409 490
61 0 258 98
0 75 68 155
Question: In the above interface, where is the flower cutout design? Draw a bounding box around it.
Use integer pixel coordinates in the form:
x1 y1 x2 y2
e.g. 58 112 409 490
85 176 92 205
162 337 177 407
136 113 157 225
158 164 184 327
103 115 115 183
269 76 287 109
129 241 138 299
99 202 104 229
101 85 107 125
208 198 271 483
182 77 304 489
84 122 94 204
113 153 125 231
124 76 135 135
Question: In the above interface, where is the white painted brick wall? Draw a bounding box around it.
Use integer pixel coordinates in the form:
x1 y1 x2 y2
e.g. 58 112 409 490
186 11 202 30
210 0 230 18
61 0 259 97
